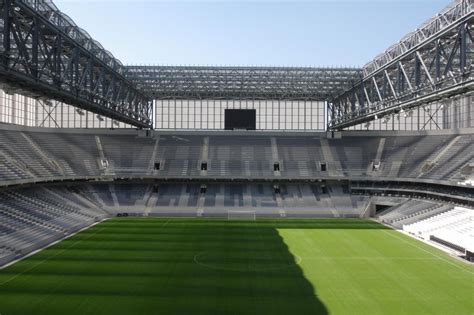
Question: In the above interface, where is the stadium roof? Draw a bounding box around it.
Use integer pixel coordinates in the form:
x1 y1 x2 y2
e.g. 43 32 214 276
125 66 363 101
0 0 471 128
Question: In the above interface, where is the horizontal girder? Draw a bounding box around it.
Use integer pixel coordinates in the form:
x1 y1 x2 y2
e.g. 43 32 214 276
0 0 152 128
125 66 363 101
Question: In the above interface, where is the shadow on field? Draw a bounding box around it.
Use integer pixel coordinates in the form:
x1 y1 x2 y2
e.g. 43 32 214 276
0 219 382 315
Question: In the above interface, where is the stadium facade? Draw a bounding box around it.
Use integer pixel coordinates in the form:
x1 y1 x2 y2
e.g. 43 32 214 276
0 1 473 310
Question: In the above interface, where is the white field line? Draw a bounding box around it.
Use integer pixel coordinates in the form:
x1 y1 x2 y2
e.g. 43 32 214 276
193 251 302 272
381 229 474 275
374 218 473 264
161 218 171 229
300 256 439 260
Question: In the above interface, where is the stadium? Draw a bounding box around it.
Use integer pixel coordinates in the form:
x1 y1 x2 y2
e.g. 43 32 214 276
0 0 473 314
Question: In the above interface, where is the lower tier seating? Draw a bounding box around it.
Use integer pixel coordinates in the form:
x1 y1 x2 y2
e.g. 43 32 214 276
0 187 108 266
403 207 474 253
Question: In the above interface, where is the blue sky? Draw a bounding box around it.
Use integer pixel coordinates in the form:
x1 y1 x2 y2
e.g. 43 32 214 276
54 0 448 67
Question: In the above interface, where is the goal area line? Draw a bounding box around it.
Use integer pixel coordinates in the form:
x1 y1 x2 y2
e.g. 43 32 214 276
227 210 257 220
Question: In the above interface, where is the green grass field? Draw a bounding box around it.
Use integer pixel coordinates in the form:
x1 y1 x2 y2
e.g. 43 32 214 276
0 218 472 315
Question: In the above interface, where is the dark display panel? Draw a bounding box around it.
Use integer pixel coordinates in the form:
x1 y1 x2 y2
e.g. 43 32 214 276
224 109 256 130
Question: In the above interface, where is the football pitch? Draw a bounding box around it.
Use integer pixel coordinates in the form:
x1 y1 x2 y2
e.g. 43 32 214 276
0 218 472 315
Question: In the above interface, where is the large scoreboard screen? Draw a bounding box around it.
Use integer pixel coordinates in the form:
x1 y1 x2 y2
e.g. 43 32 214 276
224 109 256 130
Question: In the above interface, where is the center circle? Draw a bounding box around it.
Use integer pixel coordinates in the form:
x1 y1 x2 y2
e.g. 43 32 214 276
194 251 302 272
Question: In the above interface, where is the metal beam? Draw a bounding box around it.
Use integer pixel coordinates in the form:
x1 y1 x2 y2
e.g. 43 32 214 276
0 0 152 128
124 66 362 101
330 0 474 130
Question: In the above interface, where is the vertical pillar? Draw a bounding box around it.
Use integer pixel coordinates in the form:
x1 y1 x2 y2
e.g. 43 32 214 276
435 39 441 83
11 93 16 124
2 0 11 69
460 23 467 73
32 16 39 80
23 95 28 126
0 91 4 124
414 54 421 90
54 35 62 87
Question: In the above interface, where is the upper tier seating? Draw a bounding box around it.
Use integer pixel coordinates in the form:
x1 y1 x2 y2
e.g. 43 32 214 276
23 132 100 177
0 126 472 185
